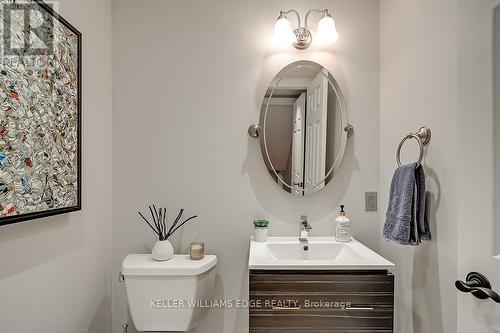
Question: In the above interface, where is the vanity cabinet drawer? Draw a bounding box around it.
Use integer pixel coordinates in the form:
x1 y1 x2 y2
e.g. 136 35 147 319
249 270 394 333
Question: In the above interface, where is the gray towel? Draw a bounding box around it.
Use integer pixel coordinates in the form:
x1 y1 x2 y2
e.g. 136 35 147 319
415 165 431 240
383 163 431 245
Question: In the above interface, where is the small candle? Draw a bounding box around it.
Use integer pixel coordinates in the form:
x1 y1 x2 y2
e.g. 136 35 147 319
190 242 204 260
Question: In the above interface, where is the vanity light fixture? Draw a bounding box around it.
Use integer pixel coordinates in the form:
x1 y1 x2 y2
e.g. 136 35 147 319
273 9 339 49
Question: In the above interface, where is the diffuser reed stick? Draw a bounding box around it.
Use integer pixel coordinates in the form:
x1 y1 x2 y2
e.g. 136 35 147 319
138 205 197 241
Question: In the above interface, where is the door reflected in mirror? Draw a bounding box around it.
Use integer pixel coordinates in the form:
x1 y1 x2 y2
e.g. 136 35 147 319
259 60 350 196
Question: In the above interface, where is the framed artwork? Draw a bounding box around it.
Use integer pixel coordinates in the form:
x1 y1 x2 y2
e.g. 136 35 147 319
0 0 81 225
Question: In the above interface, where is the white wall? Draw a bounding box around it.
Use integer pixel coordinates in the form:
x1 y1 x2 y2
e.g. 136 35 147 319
0 0 113 332
111 0 380 332
380 0 459 332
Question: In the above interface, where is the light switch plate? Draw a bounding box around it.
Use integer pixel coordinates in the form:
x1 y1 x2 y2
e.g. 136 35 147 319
365 192 377 212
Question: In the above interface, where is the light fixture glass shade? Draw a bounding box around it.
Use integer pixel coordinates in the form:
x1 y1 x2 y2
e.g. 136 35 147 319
273 16 295 47
316 14 339 46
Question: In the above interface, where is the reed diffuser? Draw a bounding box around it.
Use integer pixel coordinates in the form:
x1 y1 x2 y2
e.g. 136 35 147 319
138 205 198 261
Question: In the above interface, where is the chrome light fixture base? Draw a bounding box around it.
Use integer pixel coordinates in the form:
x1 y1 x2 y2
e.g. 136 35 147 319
293 27 312 50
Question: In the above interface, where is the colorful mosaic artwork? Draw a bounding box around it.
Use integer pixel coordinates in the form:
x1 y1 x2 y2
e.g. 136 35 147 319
0 1 81 224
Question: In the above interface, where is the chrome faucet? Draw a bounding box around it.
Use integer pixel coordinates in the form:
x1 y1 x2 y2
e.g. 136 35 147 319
299 215 312 242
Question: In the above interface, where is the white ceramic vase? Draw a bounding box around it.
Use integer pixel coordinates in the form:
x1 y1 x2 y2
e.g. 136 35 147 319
254 227 268 242
152 239 174 261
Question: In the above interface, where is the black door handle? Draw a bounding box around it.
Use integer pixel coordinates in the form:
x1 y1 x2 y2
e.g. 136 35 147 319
455 272 500 303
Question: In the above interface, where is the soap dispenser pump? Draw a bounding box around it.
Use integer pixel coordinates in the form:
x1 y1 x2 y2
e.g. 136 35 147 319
335 205 351 243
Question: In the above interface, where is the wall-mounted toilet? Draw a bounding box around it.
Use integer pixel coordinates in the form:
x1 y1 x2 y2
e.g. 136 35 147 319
122 254 217 332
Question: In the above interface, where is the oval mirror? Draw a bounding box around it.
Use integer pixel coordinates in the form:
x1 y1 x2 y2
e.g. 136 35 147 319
259 60 350 196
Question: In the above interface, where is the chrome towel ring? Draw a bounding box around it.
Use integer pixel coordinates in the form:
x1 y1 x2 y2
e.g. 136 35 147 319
396 126 431 166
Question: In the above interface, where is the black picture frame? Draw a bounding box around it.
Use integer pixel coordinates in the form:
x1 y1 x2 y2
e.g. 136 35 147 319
0 0 82 226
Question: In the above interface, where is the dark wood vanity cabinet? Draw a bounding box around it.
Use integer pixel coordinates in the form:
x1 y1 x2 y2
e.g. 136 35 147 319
249 270 394 333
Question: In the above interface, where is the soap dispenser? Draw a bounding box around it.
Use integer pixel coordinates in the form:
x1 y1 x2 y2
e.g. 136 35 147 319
335 205 351 243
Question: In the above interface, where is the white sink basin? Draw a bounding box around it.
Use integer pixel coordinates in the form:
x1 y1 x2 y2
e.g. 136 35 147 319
249 237 395 270
267 241 365 261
